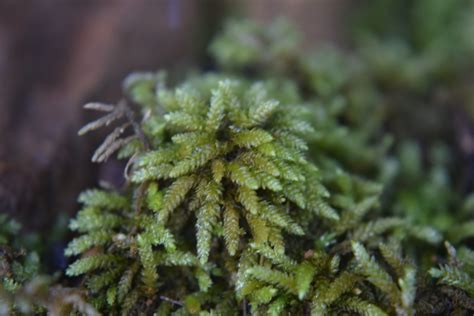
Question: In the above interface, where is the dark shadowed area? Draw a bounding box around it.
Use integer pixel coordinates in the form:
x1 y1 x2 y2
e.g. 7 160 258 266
0 0 211 230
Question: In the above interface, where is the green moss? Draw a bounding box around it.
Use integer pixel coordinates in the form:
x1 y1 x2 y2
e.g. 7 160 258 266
3 1 474 314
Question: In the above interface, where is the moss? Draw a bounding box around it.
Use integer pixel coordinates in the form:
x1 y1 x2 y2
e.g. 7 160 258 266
2 1 474 314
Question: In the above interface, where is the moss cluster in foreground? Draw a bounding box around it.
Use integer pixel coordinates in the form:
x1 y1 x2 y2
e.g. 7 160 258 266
2 1 474 314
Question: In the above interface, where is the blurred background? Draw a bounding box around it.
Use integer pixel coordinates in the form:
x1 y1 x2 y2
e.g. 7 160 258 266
0 0 354 231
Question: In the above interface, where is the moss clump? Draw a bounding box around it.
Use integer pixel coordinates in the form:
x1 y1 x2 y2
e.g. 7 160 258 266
3 1 474 314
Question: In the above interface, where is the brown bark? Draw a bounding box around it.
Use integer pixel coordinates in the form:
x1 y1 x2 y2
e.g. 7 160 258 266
0 0 205 230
